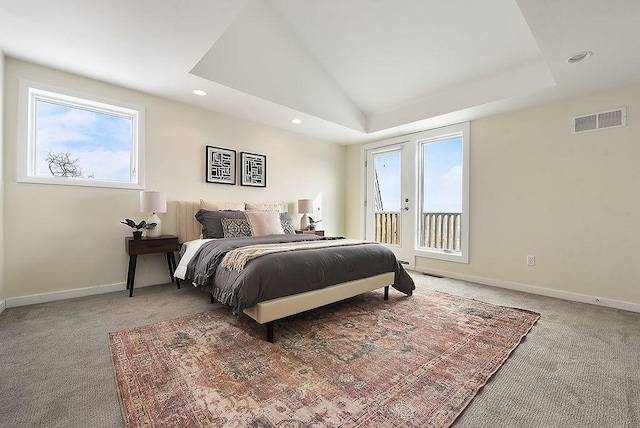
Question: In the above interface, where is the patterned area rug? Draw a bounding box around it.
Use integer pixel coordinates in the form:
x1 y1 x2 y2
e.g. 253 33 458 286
108 289 539 427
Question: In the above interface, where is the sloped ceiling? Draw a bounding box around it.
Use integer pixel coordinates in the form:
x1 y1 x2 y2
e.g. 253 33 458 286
1 0 639 144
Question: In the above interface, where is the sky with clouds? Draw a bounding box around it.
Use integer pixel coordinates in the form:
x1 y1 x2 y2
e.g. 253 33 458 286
375 137 462 213
35 100 132 182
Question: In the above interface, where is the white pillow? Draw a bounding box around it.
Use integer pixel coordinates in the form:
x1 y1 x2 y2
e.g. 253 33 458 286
244 211 285 236
245 202 284 213
200 200 246 211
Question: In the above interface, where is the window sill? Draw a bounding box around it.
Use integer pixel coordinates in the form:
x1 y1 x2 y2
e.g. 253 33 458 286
17 175 143 190
415 248 468 264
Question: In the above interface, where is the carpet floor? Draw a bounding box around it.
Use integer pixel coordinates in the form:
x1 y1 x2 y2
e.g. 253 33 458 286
108 289 539 427
1 272 639 427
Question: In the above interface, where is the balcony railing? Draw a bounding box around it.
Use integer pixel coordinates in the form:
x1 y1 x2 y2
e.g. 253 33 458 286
375 211 400 245
374 211 461 252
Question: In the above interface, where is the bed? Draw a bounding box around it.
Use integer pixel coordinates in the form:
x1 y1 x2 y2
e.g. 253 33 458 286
174 200 415 342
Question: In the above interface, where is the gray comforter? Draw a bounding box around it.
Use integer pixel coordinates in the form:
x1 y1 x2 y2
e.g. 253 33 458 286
184 234 415 314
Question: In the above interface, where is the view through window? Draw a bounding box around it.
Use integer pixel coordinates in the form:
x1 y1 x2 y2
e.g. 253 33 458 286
19 80 144 189
420 136 463 253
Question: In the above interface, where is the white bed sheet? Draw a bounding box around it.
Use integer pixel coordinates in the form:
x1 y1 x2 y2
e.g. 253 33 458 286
174 238 214 281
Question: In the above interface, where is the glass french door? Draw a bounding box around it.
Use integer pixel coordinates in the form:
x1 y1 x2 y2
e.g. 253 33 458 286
364 122 469 267
365 143 415 268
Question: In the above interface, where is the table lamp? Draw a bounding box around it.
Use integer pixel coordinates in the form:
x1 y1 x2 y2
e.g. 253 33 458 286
298 199 313 230
140 191 167 238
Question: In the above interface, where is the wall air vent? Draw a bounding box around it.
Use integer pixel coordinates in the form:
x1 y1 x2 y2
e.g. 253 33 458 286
571 107 626 134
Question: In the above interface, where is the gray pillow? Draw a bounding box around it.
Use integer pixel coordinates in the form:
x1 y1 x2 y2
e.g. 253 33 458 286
195 209 246 239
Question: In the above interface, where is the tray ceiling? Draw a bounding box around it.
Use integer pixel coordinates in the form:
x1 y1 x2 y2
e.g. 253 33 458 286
1 0 639 144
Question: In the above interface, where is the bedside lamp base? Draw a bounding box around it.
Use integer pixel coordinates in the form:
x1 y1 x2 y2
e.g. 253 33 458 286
300 214 310 230
145 213 162 238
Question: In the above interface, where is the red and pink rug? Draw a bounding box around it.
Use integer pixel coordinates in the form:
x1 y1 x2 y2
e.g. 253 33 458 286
108 289 539 427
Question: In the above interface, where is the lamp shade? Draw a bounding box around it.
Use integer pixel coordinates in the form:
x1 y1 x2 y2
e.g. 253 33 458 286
298 199 313 214
140 191 167 213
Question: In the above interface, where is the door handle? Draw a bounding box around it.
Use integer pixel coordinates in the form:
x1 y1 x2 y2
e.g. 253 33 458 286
403 207 409 211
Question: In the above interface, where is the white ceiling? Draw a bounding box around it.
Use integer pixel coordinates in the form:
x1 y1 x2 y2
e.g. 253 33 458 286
1 0 639 144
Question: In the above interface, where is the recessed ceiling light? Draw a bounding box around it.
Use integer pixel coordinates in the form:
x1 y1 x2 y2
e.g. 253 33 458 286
568 51 593 63
193 89 207 96
291 119 302 124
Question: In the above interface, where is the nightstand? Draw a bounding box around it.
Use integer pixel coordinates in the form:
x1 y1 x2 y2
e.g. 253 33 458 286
295 230 325 236
125 235 180 297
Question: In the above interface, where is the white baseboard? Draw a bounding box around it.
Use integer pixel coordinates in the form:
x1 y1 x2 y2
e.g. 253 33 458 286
5 281 157 309
5 270 639 314
416 267 640 314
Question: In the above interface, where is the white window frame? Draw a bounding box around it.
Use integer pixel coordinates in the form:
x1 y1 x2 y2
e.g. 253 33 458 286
17 79 145 190
415 122 470 263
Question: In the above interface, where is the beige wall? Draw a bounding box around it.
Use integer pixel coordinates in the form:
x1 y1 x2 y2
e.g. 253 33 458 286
346 82 640 307
0 52 5 305
345 144 362 238
3 58 346 300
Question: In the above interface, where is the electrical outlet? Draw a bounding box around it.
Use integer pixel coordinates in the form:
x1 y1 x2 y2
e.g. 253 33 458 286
526 255 535 266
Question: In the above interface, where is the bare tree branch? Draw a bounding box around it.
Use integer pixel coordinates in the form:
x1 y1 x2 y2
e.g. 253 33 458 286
45 151 94 178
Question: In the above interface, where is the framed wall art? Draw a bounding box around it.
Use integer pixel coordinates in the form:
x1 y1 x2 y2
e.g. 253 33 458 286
206 146 236 185
240 152 266 187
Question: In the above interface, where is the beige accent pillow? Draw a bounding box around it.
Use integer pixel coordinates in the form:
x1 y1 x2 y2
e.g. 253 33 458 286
245 203 285 213
200 200 246 211
244 211 285 236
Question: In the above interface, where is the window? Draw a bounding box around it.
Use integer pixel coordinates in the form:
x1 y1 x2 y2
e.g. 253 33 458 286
18 80 145 189
373 148 402 245
417 123 469 263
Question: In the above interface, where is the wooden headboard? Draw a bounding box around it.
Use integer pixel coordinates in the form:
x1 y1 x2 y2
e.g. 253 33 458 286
175 201 289 243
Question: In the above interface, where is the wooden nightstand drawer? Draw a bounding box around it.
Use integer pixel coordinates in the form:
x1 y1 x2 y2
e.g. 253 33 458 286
126 236 179 255
295 230 325 236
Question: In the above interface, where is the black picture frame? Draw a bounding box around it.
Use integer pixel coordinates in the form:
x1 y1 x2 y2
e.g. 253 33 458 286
240 152 266 187
205 146 236 185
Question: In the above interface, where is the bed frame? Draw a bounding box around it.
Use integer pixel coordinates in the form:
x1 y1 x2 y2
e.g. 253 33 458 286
175 200 394 342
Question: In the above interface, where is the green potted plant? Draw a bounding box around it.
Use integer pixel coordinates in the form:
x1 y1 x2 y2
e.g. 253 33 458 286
120 218 157 239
